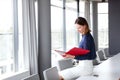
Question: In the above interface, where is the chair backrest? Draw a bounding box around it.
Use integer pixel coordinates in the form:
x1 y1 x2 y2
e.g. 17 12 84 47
21 74 40 80
57 58 73 71
93 51 101 65
103 48 110 57
96 50 106 61
92 59 100 65
43 67 59 80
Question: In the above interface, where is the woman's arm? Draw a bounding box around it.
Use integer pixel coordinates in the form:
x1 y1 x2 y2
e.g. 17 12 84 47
63 54 75 59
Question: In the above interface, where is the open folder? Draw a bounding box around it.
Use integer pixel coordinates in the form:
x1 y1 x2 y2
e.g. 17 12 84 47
55 47 90 57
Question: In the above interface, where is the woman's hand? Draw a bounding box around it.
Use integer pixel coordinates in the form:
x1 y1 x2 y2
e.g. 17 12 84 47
62 54 75 59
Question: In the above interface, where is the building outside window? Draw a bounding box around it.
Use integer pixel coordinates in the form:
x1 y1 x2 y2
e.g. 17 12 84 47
0 0 14 75
66 0 78 50
51 6 63 50
98 3 108 49
0 0 28 78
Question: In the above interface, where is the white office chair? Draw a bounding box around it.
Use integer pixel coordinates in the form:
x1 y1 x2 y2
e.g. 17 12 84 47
92 51 101 65
21 74 40 80
43 67 60 80
102 48 111 57
57 58 73 71
93 59 100 65
96 50 107 62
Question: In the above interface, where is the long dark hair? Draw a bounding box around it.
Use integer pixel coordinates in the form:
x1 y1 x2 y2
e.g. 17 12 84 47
75 17 91 34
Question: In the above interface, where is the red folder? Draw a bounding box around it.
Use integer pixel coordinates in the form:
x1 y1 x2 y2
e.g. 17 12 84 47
65 47 90 56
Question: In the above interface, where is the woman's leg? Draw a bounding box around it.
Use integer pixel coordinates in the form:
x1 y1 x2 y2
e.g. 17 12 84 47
59 75 64 80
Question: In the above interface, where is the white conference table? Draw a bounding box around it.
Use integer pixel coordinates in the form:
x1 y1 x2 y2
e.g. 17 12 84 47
76 53 120 80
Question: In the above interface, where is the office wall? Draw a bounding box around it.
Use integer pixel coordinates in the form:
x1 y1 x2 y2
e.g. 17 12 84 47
109 0 120 55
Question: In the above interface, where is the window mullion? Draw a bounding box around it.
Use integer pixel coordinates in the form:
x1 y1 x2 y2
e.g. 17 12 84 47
63 0 66 51
76 0 80 45
13 0 19 72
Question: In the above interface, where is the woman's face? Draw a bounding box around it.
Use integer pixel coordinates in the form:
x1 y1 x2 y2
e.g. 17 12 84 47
75 24 85 34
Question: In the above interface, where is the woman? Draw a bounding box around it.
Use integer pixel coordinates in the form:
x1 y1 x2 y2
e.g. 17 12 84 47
59 17 97 80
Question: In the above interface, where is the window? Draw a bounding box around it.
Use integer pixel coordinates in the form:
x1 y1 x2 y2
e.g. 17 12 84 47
66 0 77 9
51 6 63 50
0 0 28 77
0 0 14 75
51 0 63 7
79 1 85 17
98 3 108 49
51 0 64 67
66 1 78 50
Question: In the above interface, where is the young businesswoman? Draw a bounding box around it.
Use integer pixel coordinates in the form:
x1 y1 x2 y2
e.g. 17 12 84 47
59 17 97 80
